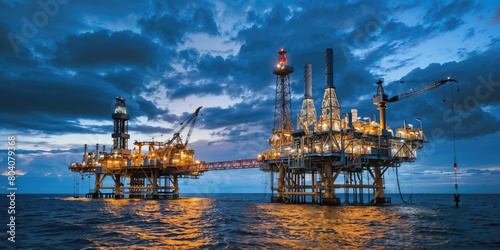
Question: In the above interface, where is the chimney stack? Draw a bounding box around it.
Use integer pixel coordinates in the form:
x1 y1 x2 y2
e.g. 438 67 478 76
304 64 312 99
325 48 334 88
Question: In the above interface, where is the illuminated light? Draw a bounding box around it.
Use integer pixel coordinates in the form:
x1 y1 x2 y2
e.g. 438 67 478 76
400 140 404 142
454 163 457 170
277 64 280 67
448 76 451 80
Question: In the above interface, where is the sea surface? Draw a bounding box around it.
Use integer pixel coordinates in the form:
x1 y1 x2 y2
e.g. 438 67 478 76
1 193 499 249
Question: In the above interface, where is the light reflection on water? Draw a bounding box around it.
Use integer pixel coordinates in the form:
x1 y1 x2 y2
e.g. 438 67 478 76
90 198 218 248
242 204 419 249
64 197 472 248
11 194 500 249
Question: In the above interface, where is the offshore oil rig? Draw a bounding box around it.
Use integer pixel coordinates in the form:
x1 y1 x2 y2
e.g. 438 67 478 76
69 47 454 203
258 48 455 204
69 98 258 198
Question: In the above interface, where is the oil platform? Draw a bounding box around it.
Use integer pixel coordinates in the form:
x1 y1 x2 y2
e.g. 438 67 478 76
258 48 456 204
69 98 258 199
68 47 454 202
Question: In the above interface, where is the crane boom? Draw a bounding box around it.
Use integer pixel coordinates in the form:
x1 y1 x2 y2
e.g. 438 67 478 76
388 78 457 103
167 106 203 146
373 77 457 130
184 106 202 147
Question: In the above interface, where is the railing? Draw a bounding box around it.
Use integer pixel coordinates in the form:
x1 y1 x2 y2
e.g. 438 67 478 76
170 159 259 173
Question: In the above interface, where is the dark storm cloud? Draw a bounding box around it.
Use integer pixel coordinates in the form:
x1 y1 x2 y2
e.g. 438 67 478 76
201 98 275 130
1 70 116 118
441 17 464 31
0 22 15 53
0 22 36 67
103 69 144 92
227 3 372 96
492 4 500 24
138 2 218 46
424 0 479 24
0 67 166 132
169 82 224 100
53 30 160 68
425 0 480 32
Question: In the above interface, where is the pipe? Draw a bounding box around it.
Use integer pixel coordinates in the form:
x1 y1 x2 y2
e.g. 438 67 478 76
304 64 312 99
84 144 87 157
347 112 353 129
96 144 99 162
103 145 106 153
378 104 387 130
325 48 334 88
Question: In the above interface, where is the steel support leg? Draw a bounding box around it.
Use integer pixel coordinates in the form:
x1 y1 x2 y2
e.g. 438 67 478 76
114 174 121 199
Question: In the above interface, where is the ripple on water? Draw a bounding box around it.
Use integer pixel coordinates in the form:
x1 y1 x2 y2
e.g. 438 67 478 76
5 194 500 249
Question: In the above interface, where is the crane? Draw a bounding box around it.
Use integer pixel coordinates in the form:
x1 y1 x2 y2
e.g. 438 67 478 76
166 106 203 147
373 78 457 130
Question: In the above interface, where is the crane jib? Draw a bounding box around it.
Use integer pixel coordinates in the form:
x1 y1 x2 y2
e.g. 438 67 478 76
166 106 203 147
388 79 457 103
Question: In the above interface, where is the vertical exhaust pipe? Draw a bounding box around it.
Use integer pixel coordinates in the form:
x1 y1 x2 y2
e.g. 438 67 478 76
304 64 312 99
325 48 334 88
96 143 99 164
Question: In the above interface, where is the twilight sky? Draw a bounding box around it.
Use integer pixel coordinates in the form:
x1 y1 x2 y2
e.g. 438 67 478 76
1 0 499 194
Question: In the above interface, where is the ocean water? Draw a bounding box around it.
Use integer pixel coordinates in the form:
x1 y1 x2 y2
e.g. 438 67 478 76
1 193 499 249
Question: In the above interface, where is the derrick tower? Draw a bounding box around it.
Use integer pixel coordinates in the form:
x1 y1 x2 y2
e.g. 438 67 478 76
269 49 294 153
112 97 131 155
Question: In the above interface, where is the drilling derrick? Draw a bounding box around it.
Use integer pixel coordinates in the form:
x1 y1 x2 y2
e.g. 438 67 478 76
112 97 131 155
297 64 317 133
268 49 294 156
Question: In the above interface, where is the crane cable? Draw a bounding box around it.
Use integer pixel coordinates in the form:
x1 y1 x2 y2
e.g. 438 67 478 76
452 83 460 206
396 166 412 203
